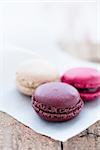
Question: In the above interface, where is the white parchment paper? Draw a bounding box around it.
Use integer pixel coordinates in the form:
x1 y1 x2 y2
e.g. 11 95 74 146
0 46 99 142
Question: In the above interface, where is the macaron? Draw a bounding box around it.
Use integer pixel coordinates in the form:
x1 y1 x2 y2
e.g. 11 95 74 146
16 59 59 96
61 68 100 101
32 82 84 122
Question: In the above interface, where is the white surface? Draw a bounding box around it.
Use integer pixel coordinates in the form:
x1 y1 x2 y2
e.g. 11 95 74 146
2 2 99 51
0 46 100 142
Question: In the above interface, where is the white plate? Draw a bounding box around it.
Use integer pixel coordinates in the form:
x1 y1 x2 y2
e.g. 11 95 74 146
0 47 99 142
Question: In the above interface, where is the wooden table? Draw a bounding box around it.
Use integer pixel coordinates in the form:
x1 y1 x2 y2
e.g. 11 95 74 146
0 111 100 150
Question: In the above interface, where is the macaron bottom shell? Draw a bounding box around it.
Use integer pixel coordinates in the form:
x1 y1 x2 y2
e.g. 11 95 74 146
16 81 35 96
77 87 100 101
32 99 84 122
80 90 100 101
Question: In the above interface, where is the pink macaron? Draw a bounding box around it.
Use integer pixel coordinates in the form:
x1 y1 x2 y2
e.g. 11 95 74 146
61 68 100 101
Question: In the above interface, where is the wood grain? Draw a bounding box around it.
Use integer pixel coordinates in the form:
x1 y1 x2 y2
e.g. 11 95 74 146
63 121 100 150
0 111 100 150
0 112 61 150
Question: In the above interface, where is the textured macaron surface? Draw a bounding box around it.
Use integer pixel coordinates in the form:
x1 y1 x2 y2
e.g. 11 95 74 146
32 82 84 121
33 98 82 113
33 99 83 122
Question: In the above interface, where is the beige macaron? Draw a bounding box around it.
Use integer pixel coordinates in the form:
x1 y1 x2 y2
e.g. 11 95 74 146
16 59 60 96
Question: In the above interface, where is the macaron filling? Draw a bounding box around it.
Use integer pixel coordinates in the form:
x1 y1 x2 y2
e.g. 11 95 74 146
78 87 100 94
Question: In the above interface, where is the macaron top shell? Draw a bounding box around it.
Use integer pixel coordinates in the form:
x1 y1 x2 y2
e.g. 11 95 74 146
34 82 81 108
61 68 100 88
16 59 59 90
16 59 59 80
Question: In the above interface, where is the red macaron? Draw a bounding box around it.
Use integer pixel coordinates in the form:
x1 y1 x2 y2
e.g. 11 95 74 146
32 82 84 122
61 68 100 101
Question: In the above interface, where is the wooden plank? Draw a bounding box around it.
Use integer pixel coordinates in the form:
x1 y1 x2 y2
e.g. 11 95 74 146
63 121 100 150
0 112 61 150
0 111 100 150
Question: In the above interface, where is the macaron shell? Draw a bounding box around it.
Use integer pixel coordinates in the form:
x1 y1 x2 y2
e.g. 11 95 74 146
80 91 100 101
16 81 35 96
16 59 59 96
34 82 80 108
16 59 59 81
61 68 100 88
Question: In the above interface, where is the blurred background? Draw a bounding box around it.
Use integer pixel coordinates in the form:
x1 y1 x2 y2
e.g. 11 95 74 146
1 0 100 62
